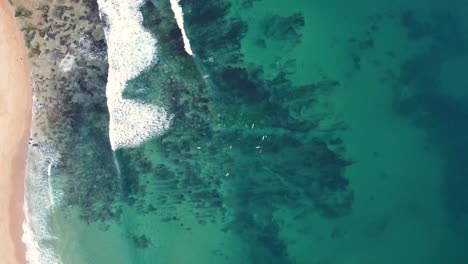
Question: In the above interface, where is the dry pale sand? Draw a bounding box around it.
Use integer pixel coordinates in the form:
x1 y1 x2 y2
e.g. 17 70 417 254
0 0 32 263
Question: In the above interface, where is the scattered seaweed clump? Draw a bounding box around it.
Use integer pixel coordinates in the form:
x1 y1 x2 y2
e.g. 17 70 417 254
261 13 304 43
20 23 36 49
241 0 262 9
15 5 32 18
132 234 152 249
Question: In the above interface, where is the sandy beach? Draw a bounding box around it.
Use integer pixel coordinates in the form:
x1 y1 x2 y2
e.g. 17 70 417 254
0 0 32 263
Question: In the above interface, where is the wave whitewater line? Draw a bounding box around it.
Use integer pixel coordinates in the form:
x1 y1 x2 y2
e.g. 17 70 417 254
97 0 171 150
170 0 193 56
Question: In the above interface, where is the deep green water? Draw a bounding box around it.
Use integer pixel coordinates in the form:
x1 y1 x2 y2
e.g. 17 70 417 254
48 0 468 263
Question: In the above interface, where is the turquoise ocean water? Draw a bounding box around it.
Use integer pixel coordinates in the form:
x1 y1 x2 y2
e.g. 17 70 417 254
36 0 468 263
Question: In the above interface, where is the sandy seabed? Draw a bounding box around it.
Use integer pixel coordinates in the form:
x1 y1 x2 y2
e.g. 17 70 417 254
0 0 32 263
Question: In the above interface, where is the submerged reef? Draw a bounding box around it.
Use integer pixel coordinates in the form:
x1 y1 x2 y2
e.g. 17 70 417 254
259 12 305 49
114 0 353 262
394 10 468 226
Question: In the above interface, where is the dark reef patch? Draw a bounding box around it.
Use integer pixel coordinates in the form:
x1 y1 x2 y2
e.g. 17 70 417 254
394 9 468 226
260 12 304 49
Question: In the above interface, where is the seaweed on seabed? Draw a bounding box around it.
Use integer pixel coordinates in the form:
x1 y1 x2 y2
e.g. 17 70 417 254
260 12 305 47
115 148 151 204
256 221 290 263
122 0 222 220
15 6 33 18
43 37 121 227
153 164 175 181
122 1 352 263
132 234 152 249
215 66 267 101
51 5 70 19
241 0 262 9
223 212 292 264
390 10 468 231
182 0 247 62
183 0 353 223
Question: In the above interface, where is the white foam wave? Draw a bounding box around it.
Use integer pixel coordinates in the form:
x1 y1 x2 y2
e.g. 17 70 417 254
97 0 171 150
58 52 75 73
169 0 194 56
22 203 60 264
23 144 62 264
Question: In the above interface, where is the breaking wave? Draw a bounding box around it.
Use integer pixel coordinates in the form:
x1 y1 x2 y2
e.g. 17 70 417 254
97 0 172 150
169 0 194 56
23 143 62 264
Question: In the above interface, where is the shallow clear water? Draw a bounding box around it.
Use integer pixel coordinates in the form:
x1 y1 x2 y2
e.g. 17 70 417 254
39 0 468 263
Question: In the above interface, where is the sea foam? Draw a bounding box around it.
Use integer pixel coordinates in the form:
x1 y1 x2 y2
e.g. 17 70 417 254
97 0 171 150
169 0 193 56
23 144 62 264
58 52 75 73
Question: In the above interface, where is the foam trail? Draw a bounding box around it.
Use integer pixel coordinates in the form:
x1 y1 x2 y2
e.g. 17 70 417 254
112 150 121 178
47 160 56 207
58 52 75 72
97 0 171 150
169 0 194 56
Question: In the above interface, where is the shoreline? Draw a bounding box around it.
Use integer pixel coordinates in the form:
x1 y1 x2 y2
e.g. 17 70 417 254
0 0 32 263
